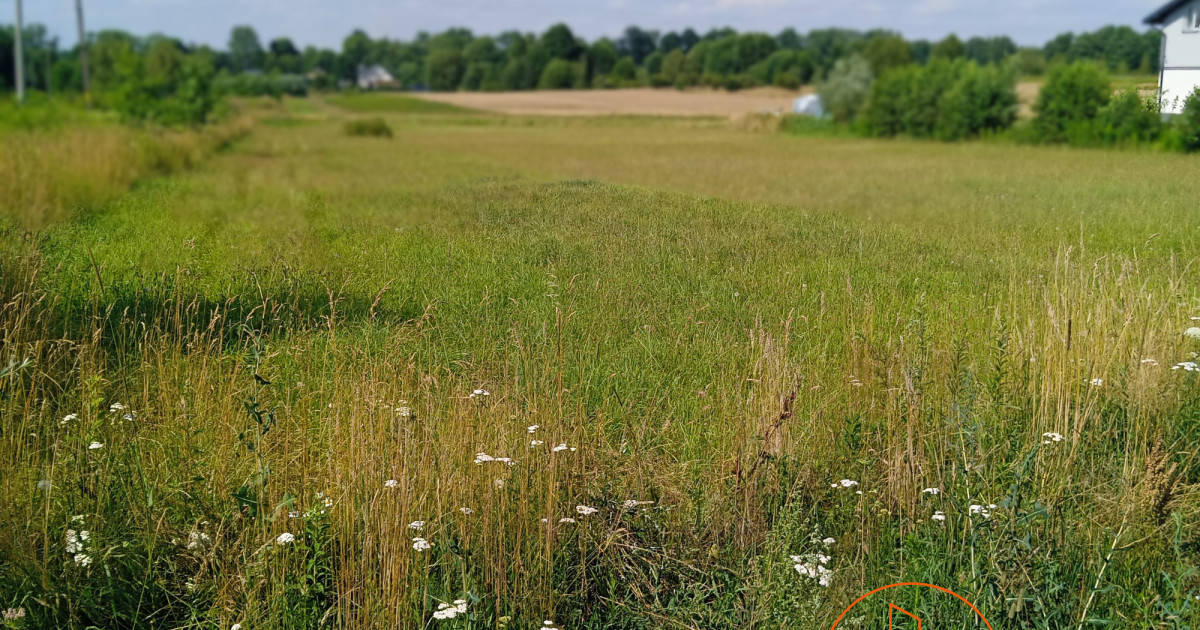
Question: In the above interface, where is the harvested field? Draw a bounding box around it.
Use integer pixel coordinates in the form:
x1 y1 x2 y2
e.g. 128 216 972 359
413 86 812 116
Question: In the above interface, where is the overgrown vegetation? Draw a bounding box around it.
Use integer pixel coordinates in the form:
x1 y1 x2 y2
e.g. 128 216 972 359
1 105 1198 629
343 116 393 137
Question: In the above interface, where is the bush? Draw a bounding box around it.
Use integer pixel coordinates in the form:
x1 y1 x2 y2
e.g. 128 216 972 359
343 117 392 138
213 72 308 98
1089 90 1162 146
862 60 1016 141
1175 87 1200 152
819 55 873 123
1032 62 1110 143
936 62 1018 140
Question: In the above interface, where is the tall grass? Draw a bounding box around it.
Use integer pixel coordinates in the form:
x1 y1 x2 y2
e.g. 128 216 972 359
0 115 252 227
0 111 1197 629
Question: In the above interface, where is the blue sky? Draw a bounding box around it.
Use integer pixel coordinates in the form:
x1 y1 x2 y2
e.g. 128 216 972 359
14 0 1169 50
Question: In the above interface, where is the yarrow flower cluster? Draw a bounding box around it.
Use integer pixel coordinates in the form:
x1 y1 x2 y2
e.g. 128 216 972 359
187 531 212 551
408 521 425 531
474 452 515 465
1090 378 1104 387
527 425 540 433
1185 327 1200 340
931 510 946 522
2 608 25 621
831 479 859 489
791 552 834 587
622 499 654 510
65 525 92 566
432 599 468 620
276 532 295 545
921 487 940 495
968 504 998 519
459 507 474 515
385 479 399 488
469 389 490 398
88 442 104 450
822 537 836 546
1042 432 1065 444
1173 361 1199 372
59 413 78 426
575 505 599 516
551 443 577 453
543 620 560 630
412 537 432 551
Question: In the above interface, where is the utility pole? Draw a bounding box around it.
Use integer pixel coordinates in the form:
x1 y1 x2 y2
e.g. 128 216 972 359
13 0 25 104
75 0 91 104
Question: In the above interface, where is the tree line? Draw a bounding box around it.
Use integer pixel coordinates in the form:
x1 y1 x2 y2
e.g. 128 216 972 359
1 22 1163 98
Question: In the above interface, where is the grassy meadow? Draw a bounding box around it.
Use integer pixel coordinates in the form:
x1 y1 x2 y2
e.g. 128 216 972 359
1 94 1199 629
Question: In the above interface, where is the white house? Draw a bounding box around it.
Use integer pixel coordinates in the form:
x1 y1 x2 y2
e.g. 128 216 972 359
356 64 397 90
1146 0 1200 114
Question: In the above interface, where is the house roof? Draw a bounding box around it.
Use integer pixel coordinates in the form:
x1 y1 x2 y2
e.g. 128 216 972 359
1146 0 1193 24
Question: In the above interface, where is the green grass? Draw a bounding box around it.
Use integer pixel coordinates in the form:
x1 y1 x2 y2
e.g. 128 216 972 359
325 91 475 114
1 107 1199 630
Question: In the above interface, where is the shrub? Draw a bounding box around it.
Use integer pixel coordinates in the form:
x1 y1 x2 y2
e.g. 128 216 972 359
1090 89 1162 146
819 55 873 123
1032 62 1110 143
1175 87 1200 152
936 62 1018 141
213 72 308 98
343 117 392 138
862 60 1016 141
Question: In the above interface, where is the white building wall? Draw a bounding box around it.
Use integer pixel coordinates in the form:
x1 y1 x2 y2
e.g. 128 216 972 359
1159 0 1200 113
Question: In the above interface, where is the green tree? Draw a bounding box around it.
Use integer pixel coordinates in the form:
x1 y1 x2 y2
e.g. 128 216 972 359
341 29 374 77
228 25 264 72
862 35 911 76
819 54 873 122
932 34 965 60
611 56 637 84
541 23 582 60
589 39 619 78
267 38 301 73
538 58 577 89
427 48 464 91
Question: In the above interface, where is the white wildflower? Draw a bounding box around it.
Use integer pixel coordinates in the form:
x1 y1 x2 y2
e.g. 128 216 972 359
2 608 26 621
384 479 399 488
831 479 859 489
1185 327 1200 340
73 553 92 567
921 487 940 495
109 403 126 412
459 507 474 515
288 511 301 519
275 532 295 545
494 478 505 488
822 537 836 546
395 406 412 418
408 520 425 531
1090 378 1104 387
187 531 211 551
551 443 575 453
59 413 78 426
232 625 242 630
527 425 540 433
70 515 84 524
1141 358 1159 366
622 499 654 510
530 440 544 447
1173 361 1199 372
412 537 432 551
469 389 490 398
576 505 598 516
558 517 576 524
1042 431 1065 444
37 480 52 491
322 496 334 508
65 529 81 554
931 510 946 522
88 442 104 450
474 452 495 464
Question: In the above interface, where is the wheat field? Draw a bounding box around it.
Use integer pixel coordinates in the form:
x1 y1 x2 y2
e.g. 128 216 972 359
1 96 1198 629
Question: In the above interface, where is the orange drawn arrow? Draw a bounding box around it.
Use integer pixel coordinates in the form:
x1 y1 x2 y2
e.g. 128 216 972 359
889 603 921 630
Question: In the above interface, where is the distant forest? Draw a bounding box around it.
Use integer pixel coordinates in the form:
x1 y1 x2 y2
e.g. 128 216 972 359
0 21 1162 95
